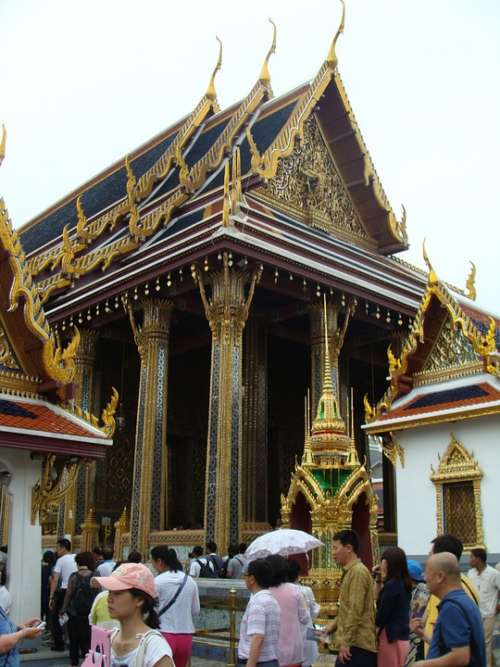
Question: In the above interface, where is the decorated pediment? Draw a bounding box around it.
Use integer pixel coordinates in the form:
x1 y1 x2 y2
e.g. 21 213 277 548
420 313 480 376
260 116 371 246
0 325 20 371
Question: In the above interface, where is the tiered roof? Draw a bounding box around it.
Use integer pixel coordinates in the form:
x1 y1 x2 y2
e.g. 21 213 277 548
17 8 412 320
0 129 115 457
363 248 500 434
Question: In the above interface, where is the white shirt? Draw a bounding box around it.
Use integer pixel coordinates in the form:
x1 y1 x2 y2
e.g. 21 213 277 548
467 565 500 618
96 560 116 577
156 570 200 633
0 586 12 614
238 590 281 662
53 553 77 589
188 557 214 578
111 630 172 667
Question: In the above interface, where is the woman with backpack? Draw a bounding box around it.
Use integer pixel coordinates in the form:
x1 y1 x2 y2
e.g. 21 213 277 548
93 562 174 667
151 546 200 667
61 551 97 666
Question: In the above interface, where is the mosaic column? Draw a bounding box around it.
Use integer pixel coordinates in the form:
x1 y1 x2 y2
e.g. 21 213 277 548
242 318 268 527
129 299 172 555
193 254 261 554
310 299 354 417
66 329 99 536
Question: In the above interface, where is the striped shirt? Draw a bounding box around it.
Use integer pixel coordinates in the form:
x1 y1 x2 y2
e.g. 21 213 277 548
238 590 281 662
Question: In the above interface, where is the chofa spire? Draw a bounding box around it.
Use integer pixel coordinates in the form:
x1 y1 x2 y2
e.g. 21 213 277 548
326 0 346 69
205 37 223 101
259 19 277 86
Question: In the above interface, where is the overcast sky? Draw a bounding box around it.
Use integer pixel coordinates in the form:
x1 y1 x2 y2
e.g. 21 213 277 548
1 0 499 313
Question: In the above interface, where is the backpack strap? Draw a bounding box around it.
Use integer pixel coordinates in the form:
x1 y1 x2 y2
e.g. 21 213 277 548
158 573 188 617
461 576 480 605
135 630 163 667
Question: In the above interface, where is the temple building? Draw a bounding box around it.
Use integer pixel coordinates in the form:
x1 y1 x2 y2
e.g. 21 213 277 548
2 4 496 576
364 252 500 559
0 137 116 621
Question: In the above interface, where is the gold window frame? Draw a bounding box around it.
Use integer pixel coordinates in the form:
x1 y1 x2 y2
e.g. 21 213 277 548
430 433 484 550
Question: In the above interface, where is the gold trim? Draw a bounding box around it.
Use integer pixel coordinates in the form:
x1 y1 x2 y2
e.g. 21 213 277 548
431 434 484 549
465 261 477 301
32 455 80 524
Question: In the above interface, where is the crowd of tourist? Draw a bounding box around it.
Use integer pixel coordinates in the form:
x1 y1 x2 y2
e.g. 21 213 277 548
0 530 499 666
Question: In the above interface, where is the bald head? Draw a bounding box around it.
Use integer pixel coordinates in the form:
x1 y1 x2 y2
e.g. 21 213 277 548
425 552 462 597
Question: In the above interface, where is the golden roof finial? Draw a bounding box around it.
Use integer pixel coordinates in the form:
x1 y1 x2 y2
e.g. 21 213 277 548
466 261 477 301
322 294 334 392
205 36 223 101
422 238 438 285
302 390 314 466
259 19 277 85
326 0 346 69
0 124 6 167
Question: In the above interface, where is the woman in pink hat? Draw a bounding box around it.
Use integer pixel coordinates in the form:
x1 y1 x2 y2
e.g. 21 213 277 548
93 562 174 667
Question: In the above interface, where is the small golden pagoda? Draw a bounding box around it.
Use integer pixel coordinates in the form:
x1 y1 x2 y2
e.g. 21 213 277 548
281 299 379 617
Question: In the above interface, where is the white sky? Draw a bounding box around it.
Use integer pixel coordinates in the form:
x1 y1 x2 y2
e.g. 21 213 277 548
1 0 499 313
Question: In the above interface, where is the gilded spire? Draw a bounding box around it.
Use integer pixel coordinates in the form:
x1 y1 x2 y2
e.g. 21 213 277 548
302 390 314 466
466 261 477 301
0 124 5 167
310 297 350 457
259 19 277 85
205 37 223 101
326 0 346 69
422 238 438 285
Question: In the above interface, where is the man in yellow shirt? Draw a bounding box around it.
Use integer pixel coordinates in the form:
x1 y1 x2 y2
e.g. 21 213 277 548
413 534 479 654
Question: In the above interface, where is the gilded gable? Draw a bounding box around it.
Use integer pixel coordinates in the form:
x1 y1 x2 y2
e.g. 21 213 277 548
420 315 479 376
258 116 372 246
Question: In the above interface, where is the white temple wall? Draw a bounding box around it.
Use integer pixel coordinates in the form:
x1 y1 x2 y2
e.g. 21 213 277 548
0 447 41 624
394 414 500 558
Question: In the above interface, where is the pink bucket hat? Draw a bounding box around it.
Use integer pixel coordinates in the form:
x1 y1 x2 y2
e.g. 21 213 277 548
92 562 156 599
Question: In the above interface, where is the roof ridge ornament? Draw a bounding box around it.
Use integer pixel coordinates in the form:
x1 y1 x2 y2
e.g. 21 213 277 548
259 19 277 86
466 261 477 301
0 124 6 167
205 36 223 101
326 0 346 69
422 238 438 285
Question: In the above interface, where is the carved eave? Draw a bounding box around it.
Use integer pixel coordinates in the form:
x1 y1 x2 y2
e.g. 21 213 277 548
364 274 499 424
0 199 79 394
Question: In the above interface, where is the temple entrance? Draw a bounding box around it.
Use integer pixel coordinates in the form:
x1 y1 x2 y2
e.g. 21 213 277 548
289 491 312 575
290 491 312 533
351 492 372 570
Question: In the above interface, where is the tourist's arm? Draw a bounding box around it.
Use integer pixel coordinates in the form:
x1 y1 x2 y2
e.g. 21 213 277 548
297 589 311 626
414 645 470 666
246 634 265 667
191 583 201 616
49 561 61 609
0 624 43 653
375 580 398 631
154 657 175 667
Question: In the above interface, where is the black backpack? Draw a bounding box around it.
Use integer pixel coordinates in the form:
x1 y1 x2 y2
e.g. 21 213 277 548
69 574 96 617
197 556 220 578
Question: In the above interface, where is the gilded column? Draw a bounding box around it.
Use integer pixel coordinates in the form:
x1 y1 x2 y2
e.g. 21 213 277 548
193 254 261 554
128 299 172 555
242 318 268 528
310 299 354 417
68 329 99 536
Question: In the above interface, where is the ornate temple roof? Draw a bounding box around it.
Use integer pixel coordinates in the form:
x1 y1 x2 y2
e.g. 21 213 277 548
0 393 112 457
13 9 414 316
363 251 500 433
0 131 116 456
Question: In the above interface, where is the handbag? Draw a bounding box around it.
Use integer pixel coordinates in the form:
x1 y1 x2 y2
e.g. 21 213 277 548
80 625 112 667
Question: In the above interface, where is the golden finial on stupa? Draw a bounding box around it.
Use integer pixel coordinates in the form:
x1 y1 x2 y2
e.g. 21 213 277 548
259 19 277 85
422 238 438 285
205 37 223 101
0 124 6 167
310 296 349 456
326 0 346 69
466 261 477 301
302 391 314 466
